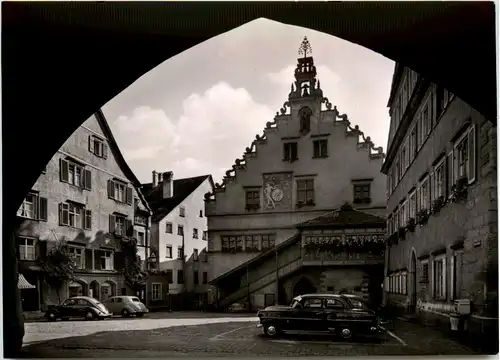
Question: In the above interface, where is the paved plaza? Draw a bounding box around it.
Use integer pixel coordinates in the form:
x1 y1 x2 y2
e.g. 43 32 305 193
20 313 479 357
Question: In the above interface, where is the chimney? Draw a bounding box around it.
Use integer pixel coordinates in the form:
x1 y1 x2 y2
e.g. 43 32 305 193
162 171 174 199
152 170 157 187
158 172 163 184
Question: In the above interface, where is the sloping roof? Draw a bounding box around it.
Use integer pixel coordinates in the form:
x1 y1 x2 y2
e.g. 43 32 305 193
94 109 152 214
297 203 386 229
143 174 213 223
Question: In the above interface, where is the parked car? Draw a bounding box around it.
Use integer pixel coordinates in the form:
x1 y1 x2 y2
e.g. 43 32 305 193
45 296 112 321
105 295 149 317
341 294 393 327
257 293 385 339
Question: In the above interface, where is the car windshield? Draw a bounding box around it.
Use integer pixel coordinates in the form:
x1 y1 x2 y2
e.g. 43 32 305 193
347 298 370 310
131 297 141 302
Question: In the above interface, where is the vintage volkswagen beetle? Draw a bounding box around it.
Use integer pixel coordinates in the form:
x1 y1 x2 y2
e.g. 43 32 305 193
256 293 384 339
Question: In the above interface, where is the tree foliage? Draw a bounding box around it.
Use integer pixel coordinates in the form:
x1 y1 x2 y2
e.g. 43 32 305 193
120 236 147 289
40 240 76 304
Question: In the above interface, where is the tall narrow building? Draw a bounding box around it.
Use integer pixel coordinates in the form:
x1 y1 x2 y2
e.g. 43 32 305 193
382 64 497 346
205 38 387 310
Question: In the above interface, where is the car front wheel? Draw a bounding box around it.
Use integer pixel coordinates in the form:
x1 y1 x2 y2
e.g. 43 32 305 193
121 309 130 317
85 311 95 321
47 312 57 322
264 324 280 337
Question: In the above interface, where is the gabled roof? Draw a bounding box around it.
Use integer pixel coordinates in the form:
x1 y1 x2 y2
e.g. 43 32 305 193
296 203 386 229
94 109 152 214
143 174 213 223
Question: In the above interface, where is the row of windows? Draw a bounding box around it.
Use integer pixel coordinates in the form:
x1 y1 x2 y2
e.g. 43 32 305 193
165 223 208 240
221 234 276 253
387 253 460 301
388 87 455 196
282 138 329 162
245 181 372 210
387 123 476 233
390 68 419 136
151 271 208 300
165 245 207 262
18 237 115 271
177 207 204 218
60 158 134 206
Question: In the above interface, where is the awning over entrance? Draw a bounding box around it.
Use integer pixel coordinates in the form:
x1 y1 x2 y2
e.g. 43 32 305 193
18 273 36 290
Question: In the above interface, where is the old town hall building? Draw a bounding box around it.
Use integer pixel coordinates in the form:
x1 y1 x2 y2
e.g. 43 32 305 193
204 38 387 310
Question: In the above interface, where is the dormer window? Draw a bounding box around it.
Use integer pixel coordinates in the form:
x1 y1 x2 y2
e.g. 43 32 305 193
88 135 108 159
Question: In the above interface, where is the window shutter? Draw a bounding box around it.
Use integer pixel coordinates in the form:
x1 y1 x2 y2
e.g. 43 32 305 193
32 195 39 220
109 214 115 233
108 180 115 199
126 219 133 237
88 136 94 153
446 151 453 198
39 197 48 221
429 172 434 204
103 143 108 159
59 203 69 226
60 159 69 183
84 169 92 190
126 187 133 205
85 210 92 230
416 186 421 212
468 125 476 184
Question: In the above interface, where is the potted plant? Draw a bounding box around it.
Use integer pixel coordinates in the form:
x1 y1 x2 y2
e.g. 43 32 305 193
416 208 430 226
406 217 416 232
451 177 469 203
431 195 446 214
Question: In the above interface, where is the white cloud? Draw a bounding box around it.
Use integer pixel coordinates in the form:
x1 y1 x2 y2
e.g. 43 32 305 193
111 82 274 183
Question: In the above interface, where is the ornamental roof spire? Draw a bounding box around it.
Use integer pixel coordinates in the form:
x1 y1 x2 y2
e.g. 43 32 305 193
298 36 313 58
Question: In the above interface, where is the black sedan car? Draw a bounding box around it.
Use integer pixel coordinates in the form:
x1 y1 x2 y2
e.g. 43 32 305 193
45 296 112 321
257 293 384 339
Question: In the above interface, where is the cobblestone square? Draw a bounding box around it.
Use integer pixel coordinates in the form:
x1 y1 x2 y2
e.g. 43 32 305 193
20 315 479 357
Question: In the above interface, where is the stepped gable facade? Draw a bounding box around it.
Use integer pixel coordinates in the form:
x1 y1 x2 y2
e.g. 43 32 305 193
204 37 387 310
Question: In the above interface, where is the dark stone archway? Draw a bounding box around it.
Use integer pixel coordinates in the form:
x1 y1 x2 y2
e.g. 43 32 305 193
293 277 316 297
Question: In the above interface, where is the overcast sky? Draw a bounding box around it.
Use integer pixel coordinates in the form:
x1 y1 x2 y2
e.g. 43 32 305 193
103 18 395 185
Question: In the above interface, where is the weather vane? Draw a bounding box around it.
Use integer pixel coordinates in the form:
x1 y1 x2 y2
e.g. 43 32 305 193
298 36 312 58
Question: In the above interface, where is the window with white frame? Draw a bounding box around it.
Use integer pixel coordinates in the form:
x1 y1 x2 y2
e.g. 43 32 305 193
419 176 430 210
114 215 126 236
179 206 186 217
107 179 133 204
114 182 125 202
152 283 162 301
433 255 446 300
453 125 476 184
166 222 173 233
137 231 145 246
410 125 417 161
100 251 113 270
166 245 172 259
18 193 36 219
70 247 84 269
401 199 408 227
19 237 36 261
177 225 184 236
409 190 416 219
177 246 184 259
434 158 446 199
